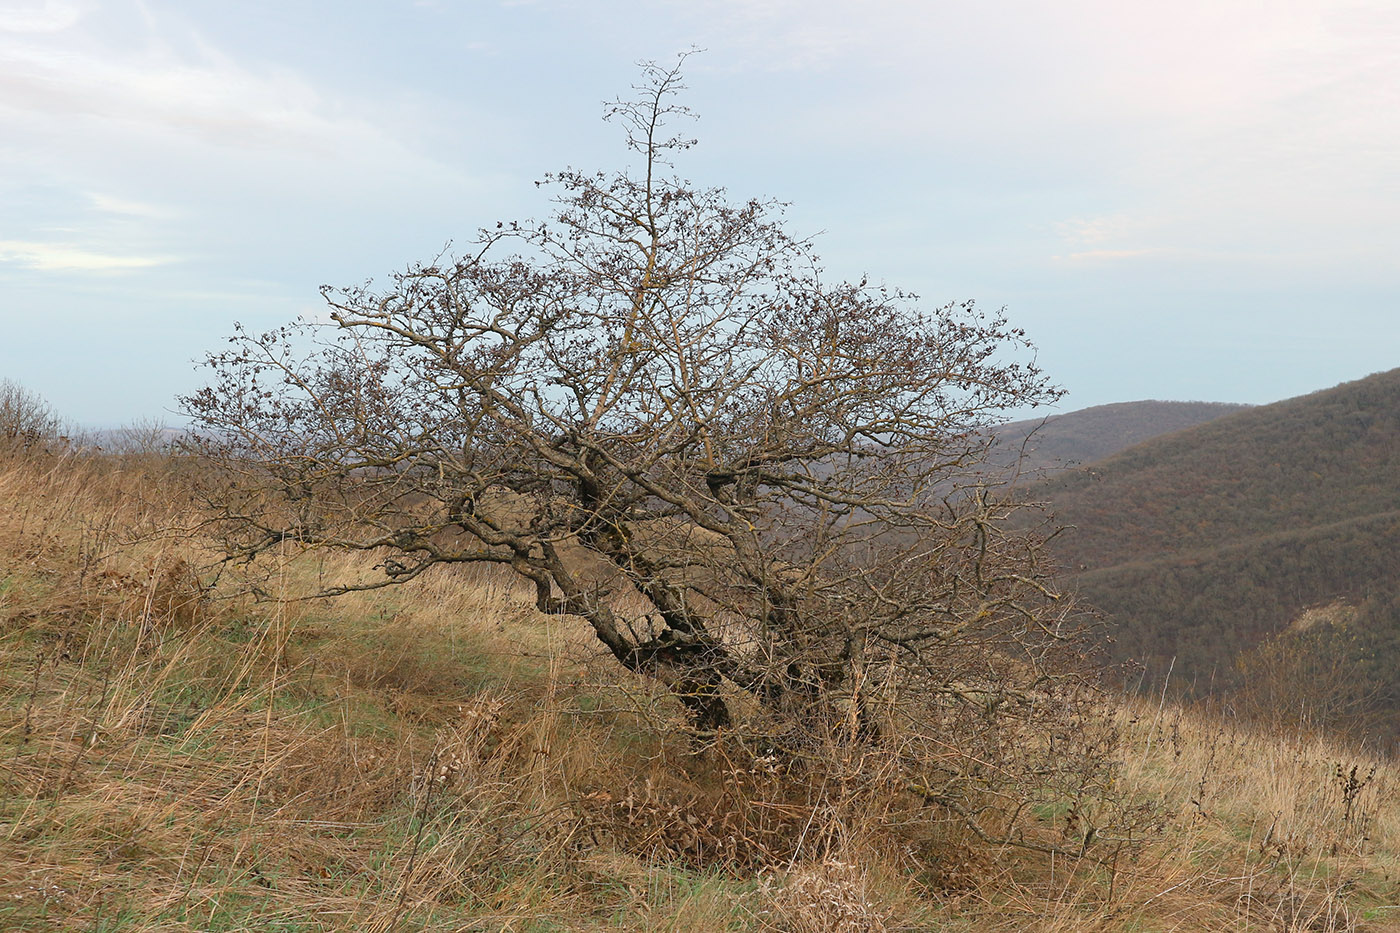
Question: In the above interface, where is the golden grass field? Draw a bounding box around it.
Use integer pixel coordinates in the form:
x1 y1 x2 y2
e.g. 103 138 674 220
3 445 1400 931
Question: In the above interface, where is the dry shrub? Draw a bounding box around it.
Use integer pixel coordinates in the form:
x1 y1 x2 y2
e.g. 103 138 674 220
0 379 61 448
582 753 812 868
555 616 1138 881
144 557 206 630
755 856 904 933
90 556 206 643
578 720 1018 893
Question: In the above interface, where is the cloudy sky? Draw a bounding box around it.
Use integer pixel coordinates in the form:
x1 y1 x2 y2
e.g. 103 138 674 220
1 0 1396 427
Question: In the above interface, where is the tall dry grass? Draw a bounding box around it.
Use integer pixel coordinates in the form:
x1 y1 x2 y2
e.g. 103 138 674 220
0 447 586 929
3 444 1400 931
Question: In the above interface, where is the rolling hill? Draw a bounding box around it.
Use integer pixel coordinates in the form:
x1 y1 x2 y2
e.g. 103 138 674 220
1035 368 1400 728
991 399 1250 477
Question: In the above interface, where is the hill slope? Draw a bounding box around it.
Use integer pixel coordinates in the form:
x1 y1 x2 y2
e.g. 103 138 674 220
6 445 1400 931
1039 368 1400 709
993 400 1250 477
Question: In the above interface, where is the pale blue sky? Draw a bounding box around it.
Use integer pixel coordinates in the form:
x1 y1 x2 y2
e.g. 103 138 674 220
1 0 1396 426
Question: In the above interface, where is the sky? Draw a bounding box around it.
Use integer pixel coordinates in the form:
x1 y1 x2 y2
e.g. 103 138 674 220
1 0 1397 427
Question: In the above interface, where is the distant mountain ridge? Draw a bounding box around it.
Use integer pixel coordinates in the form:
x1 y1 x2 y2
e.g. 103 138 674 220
1041 369 1400 570
1034 368 1400 704
992 400 1251 478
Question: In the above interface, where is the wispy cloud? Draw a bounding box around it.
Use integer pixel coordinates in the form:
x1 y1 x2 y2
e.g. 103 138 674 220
87 192 174 218
1055 215 1147 248
0 0 89 33
1055 248 1165 263
1051 215 1167 264
0 0 476 297
0 240 172 272
0 2 423 160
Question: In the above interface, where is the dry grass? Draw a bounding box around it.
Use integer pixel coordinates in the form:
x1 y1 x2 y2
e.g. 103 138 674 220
3 445 1400 931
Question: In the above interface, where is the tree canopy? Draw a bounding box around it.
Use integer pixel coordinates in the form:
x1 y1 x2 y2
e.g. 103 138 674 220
185 61 1097 814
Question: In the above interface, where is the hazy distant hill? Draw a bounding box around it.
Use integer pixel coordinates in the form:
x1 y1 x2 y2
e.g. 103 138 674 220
1038 368 1400 705
991 400 1250 478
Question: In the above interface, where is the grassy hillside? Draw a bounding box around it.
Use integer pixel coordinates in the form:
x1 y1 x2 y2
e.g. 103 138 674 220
992 400 1250 478
5 444 1400 929
1037 369 1400 721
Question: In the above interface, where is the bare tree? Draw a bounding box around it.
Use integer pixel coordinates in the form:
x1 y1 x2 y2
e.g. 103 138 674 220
107 417 175 456
184 61 1095 792
0 378 61 449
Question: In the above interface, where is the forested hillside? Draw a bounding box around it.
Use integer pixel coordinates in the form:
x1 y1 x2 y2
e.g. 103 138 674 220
1038 368 1400 733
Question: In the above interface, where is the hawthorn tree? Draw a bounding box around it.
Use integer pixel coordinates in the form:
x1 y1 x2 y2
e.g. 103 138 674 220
186 61 1089 758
